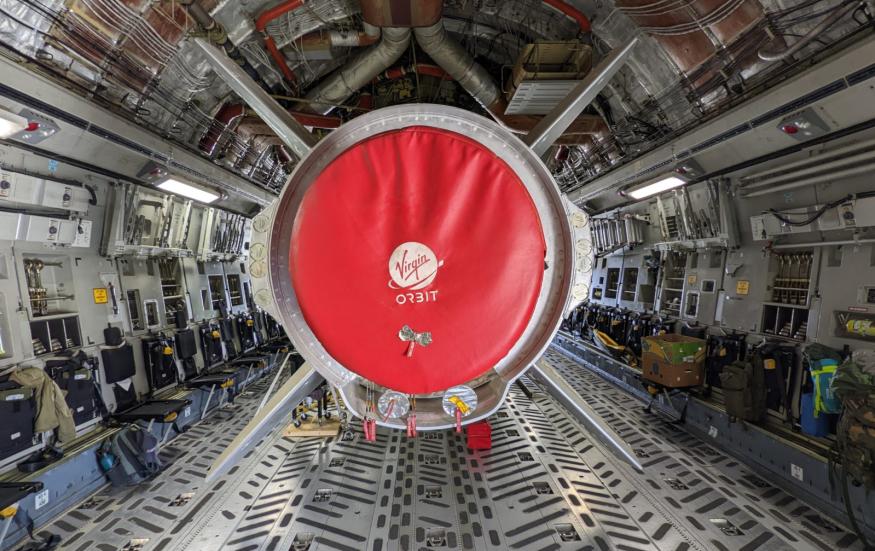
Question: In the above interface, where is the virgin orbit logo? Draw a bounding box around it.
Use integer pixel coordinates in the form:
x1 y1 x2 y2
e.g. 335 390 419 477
388 242 439 290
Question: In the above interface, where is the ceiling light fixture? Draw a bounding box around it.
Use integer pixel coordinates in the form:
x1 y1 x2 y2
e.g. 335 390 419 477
157 178 220 204
0 108 28 139
625 175 687 200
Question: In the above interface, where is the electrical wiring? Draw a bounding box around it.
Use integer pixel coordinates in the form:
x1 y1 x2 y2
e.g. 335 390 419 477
617 0 695 17
772 0 860 28
4 0 862 197
240 41 289 88
79 0 173 66
78 0 217 97
764 193 875 227
637 0 749 35
23 0 208 99
0 20 276 192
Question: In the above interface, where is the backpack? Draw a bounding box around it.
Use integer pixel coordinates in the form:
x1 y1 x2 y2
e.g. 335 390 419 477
832 358 875 490
809 359 842 417
719 358 766 422
705 333 746 389
98 424 161 486
839 400 875 489
804 344 844 417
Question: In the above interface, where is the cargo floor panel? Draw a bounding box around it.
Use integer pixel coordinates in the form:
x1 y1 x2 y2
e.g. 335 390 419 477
17 350 863 551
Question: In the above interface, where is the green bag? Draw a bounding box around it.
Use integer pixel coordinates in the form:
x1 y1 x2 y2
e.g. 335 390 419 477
838 398 875 489
719 359 766 422
832 359 875 489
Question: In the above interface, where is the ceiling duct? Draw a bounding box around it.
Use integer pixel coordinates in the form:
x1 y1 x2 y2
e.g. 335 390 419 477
413 21 610 144
360 0 443 28
303 27 413 115
413 22 503 112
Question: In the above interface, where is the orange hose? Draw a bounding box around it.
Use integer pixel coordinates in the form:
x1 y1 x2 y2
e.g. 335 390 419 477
255 0 304 31
264 36 297 85
378 64 451 82
255 0 305 87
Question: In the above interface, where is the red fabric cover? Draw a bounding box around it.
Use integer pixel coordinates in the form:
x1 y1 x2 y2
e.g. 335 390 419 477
290 126 545 394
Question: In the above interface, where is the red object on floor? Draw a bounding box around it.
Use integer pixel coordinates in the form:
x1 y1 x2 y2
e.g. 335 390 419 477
289 126 546 394
466 421 492 450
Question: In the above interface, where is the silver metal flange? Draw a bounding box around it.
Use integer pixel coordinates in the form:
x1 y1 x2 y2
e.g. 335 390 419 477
250 104 573 430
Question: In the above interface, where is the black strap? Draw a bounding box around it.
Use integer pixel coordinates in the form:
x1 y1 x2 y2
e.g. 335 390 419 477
16 448 63 474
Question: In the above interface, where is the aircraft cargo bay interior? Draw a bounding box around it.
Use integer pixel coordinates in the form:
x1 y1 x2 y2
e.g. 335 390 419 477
0 0 874 549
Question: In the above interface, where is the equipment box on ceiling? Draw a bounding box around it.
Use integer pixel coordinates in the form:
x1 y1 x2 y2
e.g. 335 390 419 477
510 42 592 88
641 334 706 388
506 41 593 114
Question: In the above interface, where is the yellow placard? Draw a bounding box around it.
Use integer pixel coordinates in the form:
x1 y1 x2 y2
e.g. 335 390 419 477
686 274 698 286
93 287 108 304
736 280 750 296
448 396 470 415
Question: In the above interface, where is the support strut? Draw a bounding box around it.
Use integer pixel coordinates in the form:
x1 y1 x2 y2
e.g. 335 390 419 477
194 38 318 160
207 363 324 482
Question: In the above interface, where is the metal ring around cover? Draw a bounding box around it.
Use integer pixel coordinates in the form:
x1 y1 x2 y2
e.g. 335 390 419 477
259 104 572 420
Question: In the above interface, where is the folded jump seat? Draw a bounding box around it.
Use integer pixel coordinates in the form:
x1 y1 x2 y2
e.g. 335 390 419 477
175 328 200 380
141 334 179 393
219 317 239 359
199 322 225 368
0 378 37 462
100 327 189 425
235 313 258 351
184 371 236 419
185 319 248 414
45 352 100 427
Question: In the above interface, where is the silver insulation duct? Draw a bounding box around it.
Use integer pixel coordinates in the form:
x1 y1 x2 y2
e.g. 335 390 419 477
303 27 411 114
413 22 502 111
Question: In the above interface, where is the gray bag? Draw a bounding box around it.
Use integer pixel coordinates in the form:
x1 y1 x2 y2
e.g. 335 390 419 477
102 425 161 486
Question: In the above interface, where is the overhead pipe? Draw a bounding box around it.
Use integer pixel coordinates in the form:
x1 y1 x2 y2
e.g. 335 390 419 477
500 114 610 140
741 135 875 183
413 22 504 112
254 0 304 87
740 147 875 191
255 2 385 88
195 38 318 159
542 0 592 33
199 103 342 155
288 112 343 128
303 27 413 115
199 103 245 156
413 20 610 143
182 0 267 88
375 63 451 82
772 238 875 249
297 23 381 50
277 146 294 167
742 162 875 198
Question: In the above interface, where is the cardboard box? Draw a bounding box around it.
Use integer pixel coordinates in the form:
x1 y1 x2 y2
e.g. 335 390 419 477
641 334 706 388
